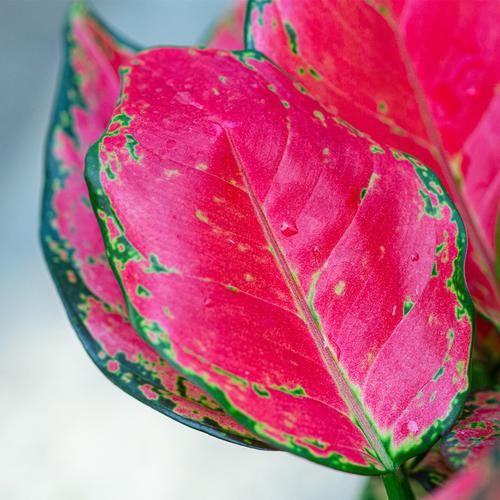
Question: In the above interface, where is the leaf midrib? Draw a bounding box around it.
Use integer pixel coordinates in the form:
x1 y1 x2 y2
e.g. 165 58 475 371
225 128 395 471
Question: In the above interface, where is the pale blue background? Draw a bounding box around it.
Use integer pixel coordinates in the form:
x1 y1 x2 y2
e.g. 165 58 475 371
0 1 365 498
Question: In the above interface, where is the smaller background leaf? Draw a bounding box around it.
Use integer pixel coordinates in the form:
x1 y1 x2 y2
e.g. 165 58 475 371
431 443 500 499
441 390 500 470
203 0 246 50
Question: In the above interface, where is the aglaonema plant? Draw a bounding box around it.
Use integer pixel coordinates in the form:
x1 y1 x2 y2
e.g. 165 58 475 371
41 1 499 499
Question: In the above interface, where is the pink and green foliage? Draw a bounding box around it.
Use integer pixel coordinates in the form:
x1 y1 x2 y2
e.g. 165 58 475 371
41 1 500 498
431 444 500 500
41 3 270 449
441 391 500 471
85 46 473 474
247 0 500 326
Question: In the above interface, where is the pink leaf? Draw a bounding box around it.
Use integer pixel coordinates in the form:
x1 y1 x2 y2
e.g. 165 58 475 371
86 48 473 473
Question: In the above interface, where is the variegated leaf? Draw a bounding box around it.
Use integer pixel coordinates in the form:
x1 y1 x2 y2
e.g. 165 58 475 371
86 47 473 473
41 2 269 449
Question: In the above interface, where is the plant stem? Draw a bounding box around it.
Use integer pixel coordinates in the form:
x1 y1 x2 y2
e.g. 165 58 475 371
381 468 415 500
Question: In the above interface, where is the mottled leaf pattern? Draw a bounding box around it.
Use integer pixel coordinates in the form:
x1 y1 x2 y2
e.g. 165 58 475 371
247 0 500 325
431 443 500 500
441 391 500 470
41 3 269 449
86 47 473 473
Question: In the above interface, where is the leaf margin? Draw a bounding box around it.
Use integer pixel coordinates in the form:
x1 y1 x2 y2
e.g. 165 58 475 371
40 2 272 451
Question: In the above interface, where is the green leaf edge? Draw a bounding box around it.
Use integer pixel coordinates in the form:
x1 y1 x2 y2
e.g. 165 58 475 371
84 45 475 474
39 2 272 451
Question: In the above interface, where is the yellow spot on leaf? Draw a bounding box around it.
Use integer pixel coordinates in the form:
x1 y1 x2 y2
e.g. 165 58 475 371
313 110 327 127
164 169 180 178
335 280 346 295
195 210 209 223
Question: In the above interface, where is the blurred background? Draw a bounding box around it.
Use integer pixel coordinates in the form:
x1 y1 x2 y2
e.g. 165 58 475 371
0 1 364 498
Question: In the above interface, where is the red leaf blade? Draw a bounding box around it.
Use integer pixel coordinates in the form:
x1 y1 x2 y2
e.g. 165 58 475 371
86 48 473 473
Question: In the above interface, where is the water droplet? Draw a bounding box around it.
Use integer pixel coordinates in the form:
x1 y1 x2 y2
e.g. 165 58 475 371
465 86 478 97
176 91 204 110
392 305 396 316
313 245 320 254
411 253 419 262
204 298 213 307
407 420 419 433
280 221 298 237
227 238 235 245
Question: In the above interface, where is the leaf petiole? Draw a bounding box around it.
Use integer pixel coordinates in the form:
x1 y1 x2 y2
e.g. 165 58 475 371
381 468 415 500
